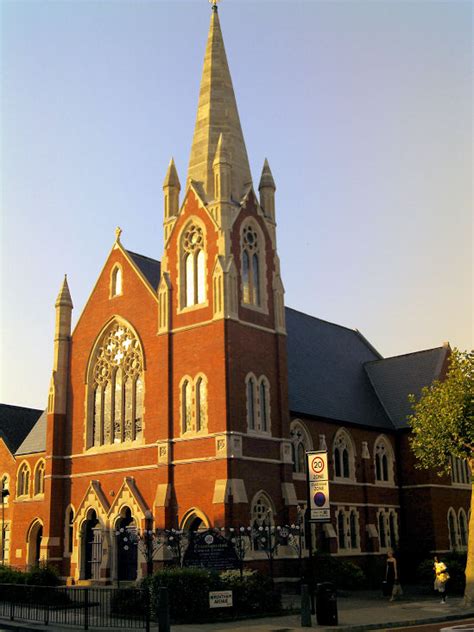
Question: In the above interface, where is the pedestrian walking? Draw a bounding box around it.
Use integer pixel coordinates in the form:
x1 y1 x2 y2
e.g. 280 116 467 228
385 550 401 601
433 556 450 603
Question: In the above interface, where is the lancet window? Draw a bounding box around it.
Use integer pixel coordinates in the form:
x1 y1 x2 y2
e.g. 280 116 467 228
180 374 208 436
110 265 123 297
34 460 45 495
333 430 355 480
182 222 206 307
374 436 394 484
290 420 312 474
17 463 30 497
241 223 262 306
245 373 271 434
89 322 144 448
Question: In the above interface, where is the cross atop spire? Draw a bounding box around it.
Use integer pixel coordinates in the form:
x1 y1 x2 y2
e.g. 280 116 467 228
209 0 221 12
187 3 252 203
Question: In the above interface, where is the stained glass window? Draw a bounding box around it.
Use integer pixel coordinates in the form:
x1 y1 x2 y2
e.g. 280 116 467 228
183 223 205 307
241 224 262 307
89 322 144 447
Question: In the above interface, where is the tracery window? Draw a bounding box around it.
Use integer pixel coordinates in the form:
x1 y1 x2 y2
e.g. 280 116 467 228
377 508 398 550
378 511 387 549
447 507 458 550
89 322 144 448
290 420 312 474
65 507 74 556
110 265 123 297
374 437 394 484
333 430 355 480
17 463 30 497
245 374 271 434
336 507 360 551
251 492 274 550
182 223 205 307
180 374 208 436
451 457 471 485
241 223 261 306
34 460 45 495
458 509 468 548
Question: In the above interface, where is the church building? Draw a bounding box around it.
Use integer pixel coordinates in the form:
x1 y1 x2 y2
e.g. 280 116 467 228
0 4 470 583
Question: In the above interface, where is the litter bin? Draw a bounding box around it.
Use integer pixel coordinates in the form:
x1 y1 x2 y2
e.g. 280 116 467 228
316 582 338 626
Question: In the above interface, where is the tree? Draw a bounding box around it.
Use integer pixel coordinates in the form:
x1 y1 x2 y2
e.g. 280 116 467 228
408 348 474 605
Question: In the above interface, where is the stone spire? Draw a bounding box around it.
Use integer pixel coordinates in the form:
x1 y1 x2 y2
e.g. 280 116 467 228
49 275 73 416
258 158 276 221
55 274 73 309
187 6 252 203
163 157 181 221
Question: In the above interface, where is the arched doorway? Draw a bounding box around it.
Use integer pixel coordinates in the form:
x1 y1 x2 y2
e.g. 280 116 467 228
180 508 210 533
27 520 43 568
82 509 101 580
116 507 137 581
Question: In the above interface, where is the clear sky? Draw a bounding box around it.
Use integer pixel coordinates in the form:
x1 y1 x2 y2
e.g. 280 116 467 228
1 0 472 410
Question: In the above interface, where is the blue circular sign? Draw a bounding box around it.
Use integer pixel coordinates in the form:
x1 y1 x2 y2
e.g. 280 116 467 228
314 492 326 507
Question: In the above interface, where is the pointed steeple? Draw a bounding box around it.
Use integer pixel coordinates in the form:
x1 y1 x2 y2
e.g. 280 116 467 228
163 157 181 190
259 158 276 221
187 6 252 203
55 274 73 309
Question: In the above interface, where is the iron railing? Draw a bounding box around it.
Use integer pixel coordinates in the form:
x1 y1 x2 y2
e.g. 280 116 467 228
0 584 150 630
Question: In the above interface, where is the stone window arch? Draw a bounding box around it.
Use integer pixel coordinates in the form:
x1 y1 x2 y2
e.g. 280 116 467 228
33 460 45 496
447 507 458 550
195 374 208 433
377 510 387 550
110 264 123 298
245 373 257 431
17 462 31 497
245 373 271 434
257 376 271 433
290 420 313 475
240 220 266 310
374 435 395 485
87 319 145 448
180 377 193 434
180 508 210 532
458 508 468 549
333 429 356 481
451 456 471 485
336 507 360 551
180 219 207 308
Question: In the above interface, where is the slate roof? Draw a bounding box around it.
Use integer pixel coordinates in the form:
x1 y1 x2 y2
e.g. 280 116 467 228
365 346 449 429
285 307 393 429
16 410 47 455
0 404 43 454
126 250 161 291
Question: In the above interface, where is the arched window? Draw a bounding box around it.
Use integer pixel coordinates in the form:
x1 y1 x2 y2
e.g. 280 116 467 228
110 265 122 297
290 420 312 474
378 511 387 549
65 507 75 556
458 509 468 548
258 376 270 433
196 377 207 433
34 461 45 496
246 375 256 430
182 222 206 307
374 437 394 484
333 430 355 481
337 510 346 549
241 223 262 307
182 379 192 433
447 508 458 550
451 457 471 485
88 321 144 448
17 463 30 497
388 510 398 548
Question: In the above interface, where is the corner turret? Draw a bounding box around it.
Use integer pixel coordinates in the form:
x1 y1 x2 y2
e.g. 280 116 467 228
48 275 73 415
259 158 276 222
212 133 231 202
163 158 181 241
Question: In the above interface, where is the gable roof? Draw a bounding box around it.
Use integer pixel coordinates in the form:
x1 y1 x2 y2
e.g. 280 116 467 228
364 346 449 429
0 404 44 454
285 307 392 430
15 410 47 455
126 250 161 290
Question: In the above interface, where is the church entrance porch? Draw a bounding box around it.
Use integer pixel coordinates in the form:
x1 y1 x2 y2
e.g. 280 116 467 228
115 507 138 582
26 520 43 569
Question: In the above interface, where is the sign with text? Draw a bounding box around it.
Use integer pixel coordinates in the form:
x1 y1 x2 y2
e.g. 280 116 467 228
209 590 233 608
307 451 331 522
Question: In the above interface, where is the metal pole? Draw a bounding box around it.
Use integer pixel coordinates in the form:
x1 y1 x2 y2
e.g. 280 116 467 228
305 457 315 614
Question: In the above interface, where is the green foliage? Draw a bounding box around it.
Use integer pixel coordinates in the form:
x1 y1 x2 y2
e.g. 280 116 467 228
220 569 281 615
417 553 467 595
0 563 60 586
312 553 366 589
145 567 281 623
0 565 26 584
408 349 474 475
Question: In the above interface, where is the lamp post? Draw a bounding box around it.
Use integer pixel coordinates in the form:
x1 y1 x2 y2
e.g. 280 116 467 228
1 486 10 565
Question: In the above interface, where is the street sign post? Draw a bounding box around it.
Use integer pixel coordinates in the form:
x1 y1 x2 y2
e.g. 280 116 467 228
306 451 330 523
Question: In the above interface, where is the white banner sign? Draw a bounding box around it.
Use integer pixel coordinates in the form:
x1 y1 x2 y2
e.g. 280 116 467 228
209 591 233 608
307 451 331 522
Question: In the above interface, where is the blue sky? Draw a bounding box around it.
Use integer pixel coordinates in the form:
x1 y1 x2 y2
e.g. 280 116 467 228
1 0 472 409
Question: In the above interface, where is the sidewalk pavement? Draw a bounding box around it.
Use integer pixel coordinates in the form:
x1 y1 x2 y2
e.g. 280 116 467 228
0 590 473 632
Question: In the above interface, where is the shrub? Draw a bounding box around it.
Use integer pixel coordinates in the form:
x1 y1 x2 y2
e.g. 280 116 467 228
147 567 220 623
25 564 61 586
312 554 366 590
0 566 26 585
220 569 281 615
110 587 147 617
